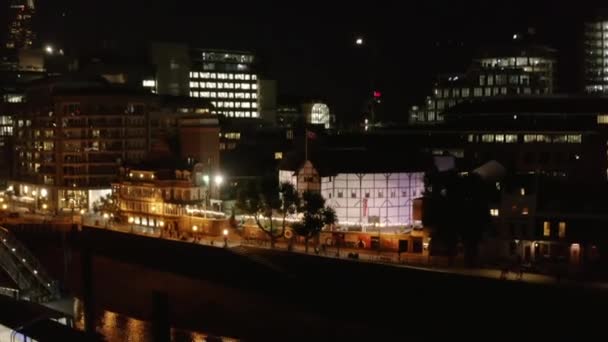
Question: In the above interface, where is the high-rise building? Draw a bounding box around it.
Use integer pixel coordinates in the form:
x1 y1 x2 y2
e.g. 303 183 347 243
584 19 608 93
7 76 213 213
410 44 556 125
188 50 259 119
149 43 263 119
5 0 36 50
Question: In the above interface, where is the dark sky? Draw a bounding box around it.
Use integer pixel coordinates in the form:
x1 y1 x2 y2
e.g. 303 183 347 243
5 0 605 124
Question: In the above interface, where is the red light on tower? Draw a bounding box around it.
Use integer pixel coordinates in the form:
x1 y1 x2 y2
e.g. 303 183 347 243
373 91 381 98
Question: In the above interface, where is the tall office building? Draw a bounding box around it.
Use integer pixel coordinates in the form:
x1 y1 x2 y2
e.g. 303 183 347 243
5 0 36 50
584 18 608 93
188 50 258 118
150 44 263 119
410 44 556 124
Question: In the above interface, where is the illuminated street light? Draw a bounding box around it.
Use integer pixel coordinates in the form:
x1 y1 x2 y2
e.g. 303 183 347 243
192 225 198 232
223 229 229 247
223 229 229 236
32 190 37 196
45 45 54 54
80 209 85 215
103 213 109 219
214 175 224 186
40 189 48 197
355 37 364 46
42 204 47 210
202 175 210 185
2 204 7 210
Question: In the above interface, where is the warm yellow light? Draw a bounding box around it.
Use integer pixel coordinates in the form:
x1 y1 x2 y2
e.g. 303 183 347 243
128 217 134 223
42 204 47 210
129 173 133 177
103 213 109 219
80 209 85 215
139 174 144 179
151 174 155 179
223 229 228 236
40 189 48 197
0 198 4 203
31 190 37 196
192 225 198 232
2 204 7 210
159 221 164 227
23 186 29 194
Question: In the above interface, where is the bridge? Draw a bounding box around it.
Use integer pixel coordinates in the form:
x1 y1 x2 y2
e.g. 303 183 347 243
0 226 59 302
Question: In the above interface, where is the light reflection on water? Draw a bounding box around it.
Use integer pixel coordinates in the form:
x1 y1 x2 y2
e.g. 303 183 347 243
73 298 238 342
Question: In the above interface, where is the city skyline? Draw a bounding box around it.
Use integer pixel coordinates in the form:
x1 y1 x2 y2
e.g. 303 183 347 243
2 0 602 123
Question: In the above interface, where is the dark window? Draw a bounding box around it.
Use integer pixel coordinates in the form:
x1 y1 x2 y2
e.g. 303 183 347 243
365 192 370 198
412 238 423 253
351 192 357 198
338 192 343 198
391 191 396 198
378 192 383 198
398 240 408 253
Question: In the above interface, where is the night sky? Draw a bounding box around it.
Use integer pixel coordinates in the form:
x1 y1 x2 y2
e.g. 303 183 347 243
4 0 606 124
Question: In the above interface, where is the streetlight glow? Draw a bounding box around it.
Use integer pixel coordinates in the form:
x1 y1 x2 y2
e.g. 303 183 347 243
42 204 47 210
192 225 198 232
80 209 85 215
202 175 210 185
223 229 229 236
355 37 364 46
45 45 54 54
214 175 224 186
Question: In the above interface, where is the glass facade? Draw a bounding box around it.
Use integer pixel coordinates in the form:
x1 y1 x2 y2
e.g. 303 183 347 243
584 21 608 93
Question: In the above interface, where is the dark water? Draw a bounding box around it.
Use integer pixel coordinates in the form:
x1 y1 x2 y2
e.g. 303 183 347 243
72 298 238 342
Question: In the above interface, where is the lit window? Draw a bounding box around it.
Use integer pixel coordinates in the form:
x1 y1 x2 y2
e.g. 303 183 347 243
543 221 551 237
274 152 283 160
505 134 518 143
245 74 251 80
201 72 211 78
520 188 526 196
190 82 199 88
495 134 505 143
252 83 258 90
558 222 566 238
252 75 257 80
490 209 499 217
206 82 216 88
481 134 494 143
522 207 529 215
142 80 156 87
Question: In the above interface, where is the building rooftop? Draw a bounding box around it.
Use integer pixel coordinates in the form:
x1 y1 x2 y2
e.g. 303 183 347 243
445 95 608 116
280 148 433 176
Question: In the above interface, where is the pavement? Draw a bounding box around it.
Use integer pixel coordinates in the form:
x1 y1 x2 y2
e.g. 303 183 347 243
75 215 608 289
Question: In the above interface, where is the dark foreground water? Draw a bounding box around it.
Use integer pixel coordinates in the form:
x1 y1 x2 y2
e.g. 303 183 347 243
72 298 238 342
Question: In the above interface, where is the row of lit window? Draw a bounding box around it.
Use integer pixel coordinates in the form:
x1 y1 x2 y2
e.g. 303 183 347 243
470 134 582 144
189 91 257 100
328 190 419 199
479 57 547 68
211 101 256 109
189 72 256 81
222 132 241 140
522 134 582 143
190 81 257 90
434 86 535 99
214 111 258 118
543 221 567 238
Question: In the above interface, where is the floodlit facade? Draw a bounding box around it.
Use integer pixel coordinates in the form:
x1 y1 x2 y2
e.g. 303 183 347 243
584 19 608 93
410 45 556 124
279 156 427 228
114 163 218 232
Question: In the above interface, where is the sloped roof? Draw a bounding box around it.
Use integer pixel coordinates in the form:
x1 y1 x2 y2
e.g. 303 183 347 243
279 148 433 177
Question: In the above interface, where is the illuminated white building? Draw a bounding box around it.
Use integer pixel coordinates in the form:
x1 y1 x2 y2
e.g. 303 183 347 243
279 150 430 228
304 103 331 129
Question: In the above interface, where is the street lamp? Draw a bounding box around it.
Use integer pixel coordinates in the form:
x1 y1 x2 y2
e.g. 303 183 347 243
355 37 364 46
223 228 229 247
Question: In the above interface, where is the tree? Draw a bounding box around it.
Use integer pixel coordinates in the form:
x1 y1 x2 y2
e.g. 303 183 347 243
236 175 299 248
292 191 337 253
423 170 494 266
92 193 121 222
